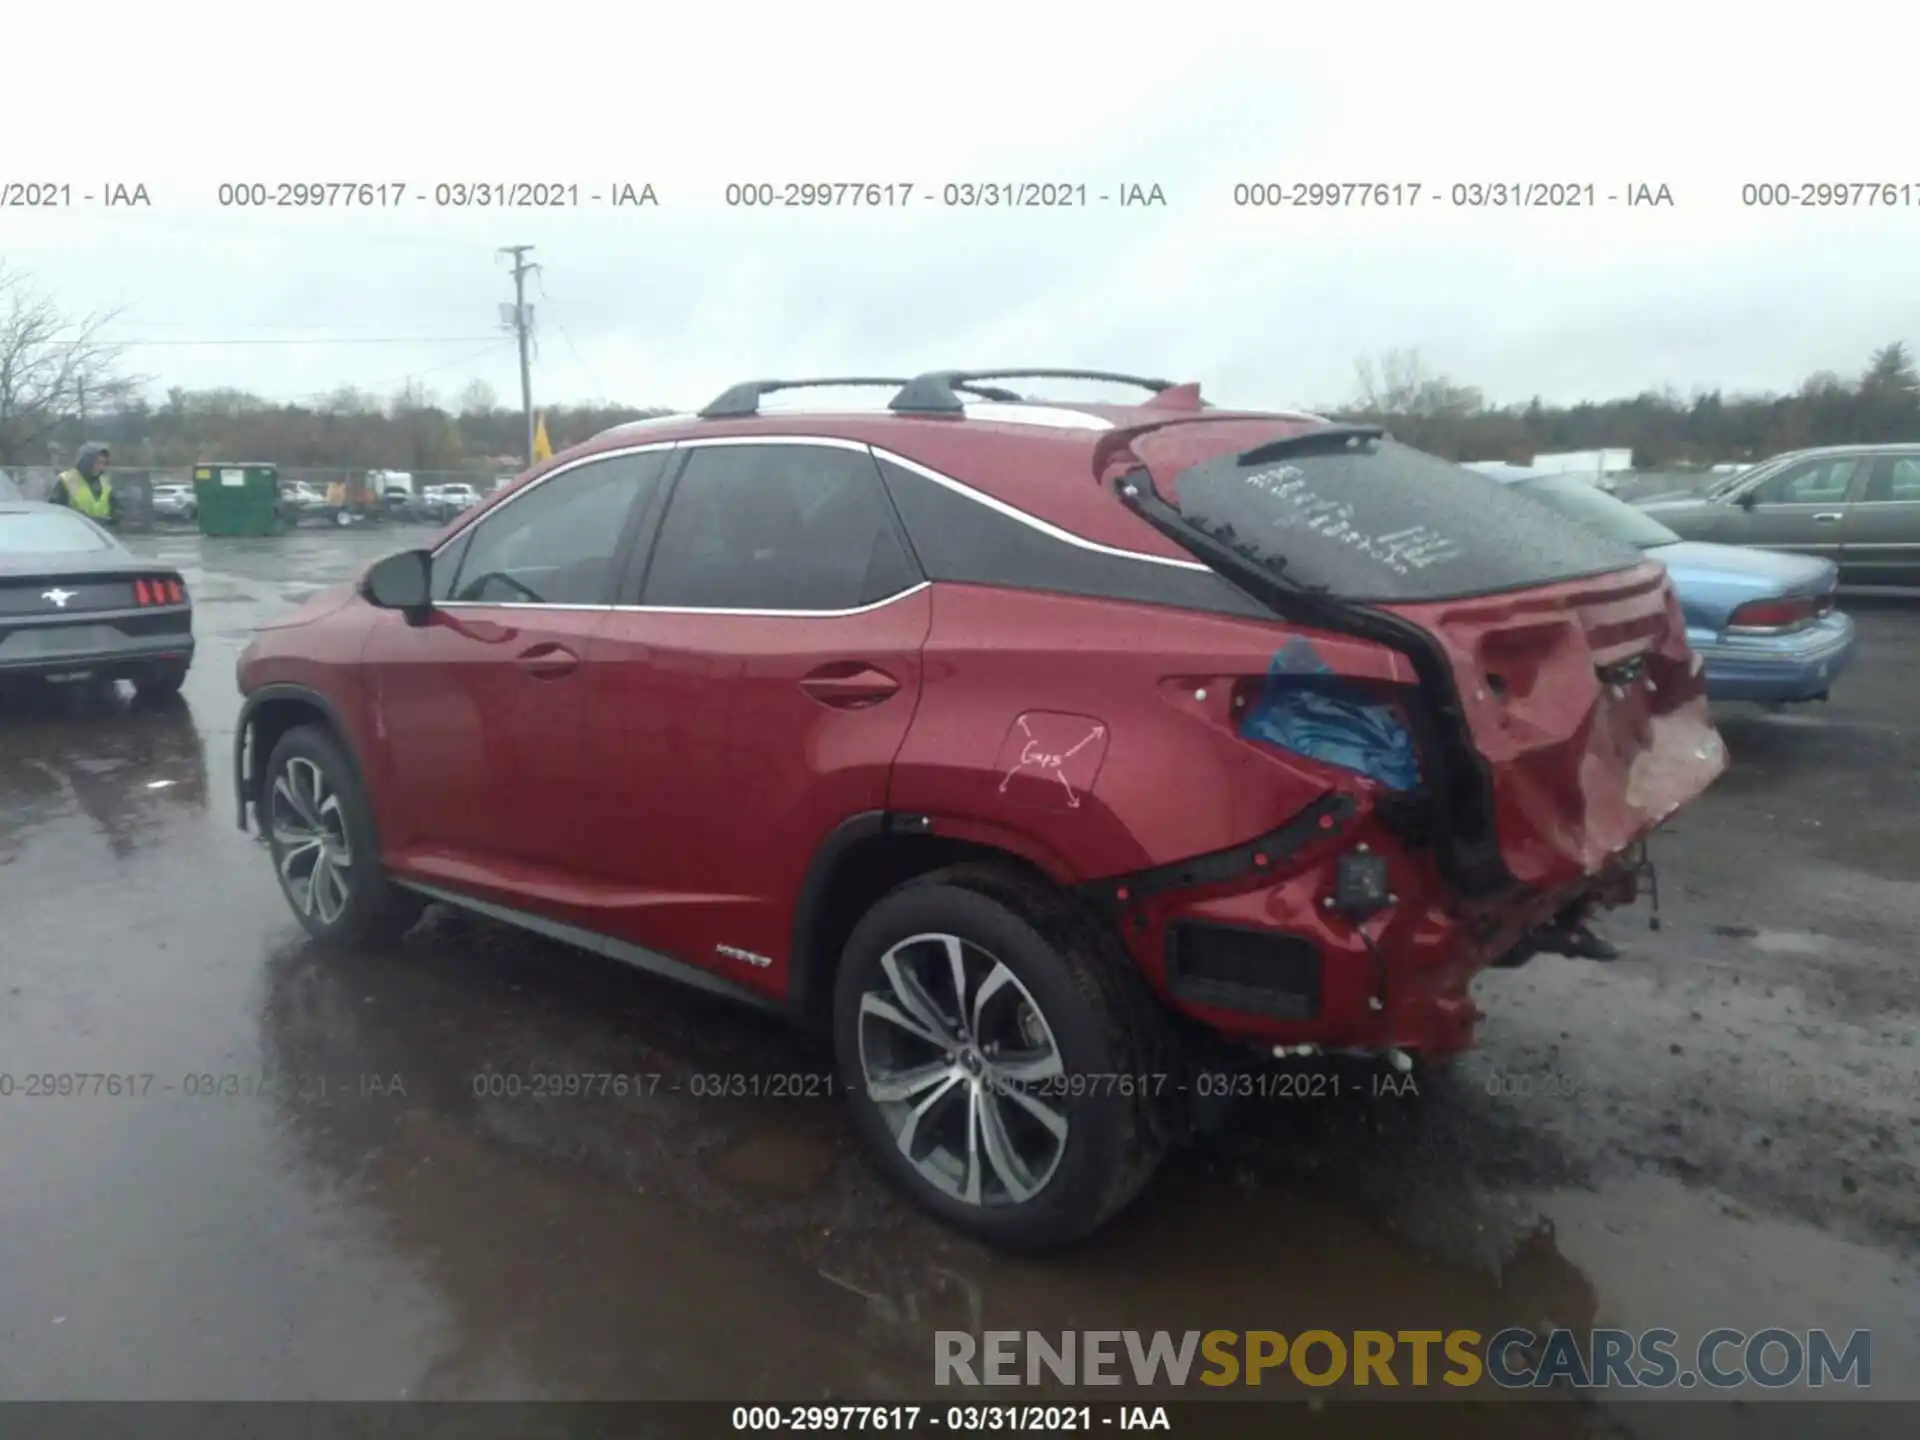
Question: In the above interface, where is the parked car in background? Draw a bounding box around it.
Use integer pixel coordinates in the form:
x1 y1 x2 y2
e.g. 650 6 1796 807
410 483 483 524
152 483 198 523
233 369 1726 1249
1499 469 1858 704
0 501 194 696
1635 443 1920 588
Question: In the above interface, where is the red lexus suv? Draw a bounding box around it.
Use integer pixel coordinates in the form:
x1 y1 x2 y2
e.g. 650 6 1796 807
235 370 1726 1248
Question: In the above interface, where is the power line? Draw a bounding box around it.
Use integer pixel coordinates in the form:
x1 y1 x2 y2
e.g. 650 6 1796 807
283 343 509 405
99 335 504 348
533 271 605 402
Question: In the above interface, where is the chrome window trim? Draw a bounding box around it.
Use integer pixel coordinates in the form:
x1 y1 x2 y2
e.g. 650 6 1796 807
436 601 615 612
867 445 1212 573
436 583 933 620
612 581 932 619
429 430 1212 618
427 440 681 563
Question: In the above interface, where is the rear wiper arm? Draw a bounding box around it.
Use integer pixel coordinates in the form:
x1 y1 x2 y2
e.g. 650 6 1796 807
1239 424 1386 465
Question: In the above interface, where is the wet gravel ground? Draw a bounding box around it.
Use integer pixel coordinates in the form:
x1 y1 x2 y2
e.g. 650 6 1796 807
0 526 1915 1436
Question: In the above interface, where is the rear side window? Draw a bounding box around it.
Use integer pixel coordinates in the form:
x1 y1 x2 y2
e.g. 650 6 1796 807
1159 436 1643 603
1863 455 1920 503
641 444 918 611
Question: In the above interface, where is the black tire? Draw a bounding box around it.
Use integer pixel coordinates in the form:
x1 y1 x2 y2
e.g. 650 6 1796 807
134 662 189 698
832 863 1172 1250
261 723 424 949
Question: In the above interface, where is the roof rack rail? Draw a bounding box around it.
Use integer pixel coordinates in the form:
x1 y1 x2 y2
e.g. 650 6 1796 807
698 375 1027 419
699 377 913 419
890 369 1185 416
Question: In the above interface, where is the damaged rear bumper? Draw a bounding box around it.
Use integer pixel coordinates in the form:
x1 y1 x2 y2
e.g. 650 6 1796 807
1079 564 1723 1062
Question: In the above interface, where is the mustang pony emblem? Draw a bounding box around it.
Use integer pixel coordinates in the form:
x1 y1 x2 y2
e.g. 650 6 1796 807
41 588 76 608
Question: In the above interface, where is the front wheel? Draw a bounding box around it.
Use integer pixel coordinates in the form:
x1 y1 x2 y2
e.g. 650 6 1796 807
261 724 424 948
832 866 1169 1250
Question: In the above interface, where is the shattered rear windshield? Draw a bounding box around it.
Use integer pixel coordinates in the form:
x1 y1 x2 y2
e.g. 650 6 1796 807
1163 436 1644 603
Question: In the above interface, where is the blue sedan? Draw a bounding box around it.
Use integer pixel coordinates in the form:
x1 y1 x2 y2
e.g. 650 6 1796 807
1491 470 1858 704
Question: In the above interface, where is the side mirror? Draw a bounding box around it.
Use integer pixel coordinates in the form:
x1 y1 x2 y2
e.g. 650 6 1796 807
360 549 434 624
1735 488 1759 510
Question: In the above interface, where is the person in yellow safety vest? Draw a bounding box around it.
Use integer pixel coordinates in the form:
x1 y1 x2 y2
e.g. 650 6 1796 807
47 442 119 525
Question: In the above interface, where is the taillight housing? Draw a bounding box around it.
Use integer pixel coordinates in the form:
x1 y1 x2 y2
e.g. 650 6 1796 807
1726 595 1819 633
135 576 187 607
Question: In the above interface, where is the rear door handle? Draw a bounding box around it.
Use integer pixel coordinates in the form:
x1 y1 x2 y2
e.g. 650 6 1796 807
800 663 901 709
516 642 580 678
1811 512 1844 523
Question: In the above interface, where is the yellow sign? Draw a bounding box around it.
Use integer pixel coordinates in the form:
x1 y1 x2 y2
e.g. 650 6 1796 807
532 413 552 463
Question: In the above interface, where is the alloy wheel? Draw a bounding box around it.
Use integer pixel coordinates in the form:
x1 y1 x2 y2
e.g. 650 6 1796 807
269 756 354 925
857 932 1070 1207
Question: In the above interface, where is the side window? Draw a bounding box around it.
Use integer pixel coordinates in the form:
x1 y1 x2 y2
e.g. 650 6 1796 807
446 450 668 605
1862 456 1920 503
640 444 918 611
430 529 472 601
1751 456 1859 505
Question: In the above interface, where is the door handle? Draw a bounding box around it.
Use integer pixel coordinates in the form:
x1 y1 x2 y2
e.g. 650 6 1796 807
1811 512 1844 523
516 642 580 678
800 663 901 708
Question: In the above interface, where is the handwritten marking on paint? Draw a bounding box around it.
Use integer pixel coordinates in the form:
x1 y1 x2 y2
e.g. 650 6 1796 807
1242 464 1465 575
999 716 1106 809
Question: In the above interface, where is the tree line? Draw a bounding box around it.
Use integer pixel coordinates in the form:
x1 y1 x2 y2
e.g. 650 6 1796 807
1334 343 1920 466
3 262 1915 474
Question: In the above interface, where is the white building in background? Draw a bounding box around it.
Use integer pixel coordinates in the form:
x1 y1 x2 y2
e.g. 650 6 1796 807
1525 448 1634 478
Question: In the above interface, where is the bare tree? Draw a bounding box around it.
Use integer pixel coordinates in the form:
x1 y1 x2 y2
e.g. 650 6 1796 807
457 379 498 415
0 264 129 468
1351 347 1484 419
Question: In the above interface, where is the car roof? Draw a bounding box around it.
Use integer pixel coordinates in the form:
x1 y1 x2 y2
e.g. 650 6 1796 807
1758 442 1920 461
590 370 1328 443
557 371 1332 561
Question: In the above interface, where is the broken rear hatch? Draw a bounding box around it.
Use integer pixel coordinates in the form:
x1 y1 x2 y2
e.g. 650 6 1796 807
1106 420 1727 900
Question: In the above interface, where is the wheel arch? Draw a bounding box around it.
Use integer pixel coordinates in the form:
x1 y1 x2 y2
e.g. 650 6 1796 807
787 813 1073 1033
234 683 360 833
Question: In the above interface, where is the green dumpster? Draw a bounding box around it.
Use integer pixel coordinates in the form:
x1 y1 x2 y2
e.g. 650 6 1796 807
193 463 282 537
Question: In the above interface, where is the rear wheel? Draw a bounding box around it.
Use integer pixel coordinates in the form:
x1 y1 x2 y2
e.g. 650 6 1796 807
262 724 424 948
135 662 189 698
832 865 1170 1250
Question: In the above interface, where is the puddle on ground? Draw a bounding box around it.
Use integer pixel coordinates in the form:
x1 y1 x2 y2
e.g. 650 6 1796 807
1747 931 1835 956
1536 1170 1920 1402
704 1127 841 1196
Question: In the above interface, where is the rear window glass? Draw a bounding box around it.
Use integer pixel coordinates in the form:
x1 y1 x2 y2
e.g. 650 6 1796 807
1162 436 1643 602
1512 475 1681 550
0 509 114 554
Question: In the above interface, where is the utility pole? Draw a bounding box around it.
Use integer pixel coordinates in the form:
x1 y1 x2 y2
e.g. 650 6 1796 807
499 245 538 465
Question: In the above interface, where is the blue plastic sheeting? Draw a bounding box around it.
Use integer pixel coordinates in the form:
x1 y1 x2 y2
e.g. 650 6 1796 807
1237 637 1422 791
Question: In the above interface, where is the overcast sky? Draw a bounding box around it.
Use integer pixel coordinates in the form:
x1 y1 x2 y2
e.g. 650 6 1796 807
7 1 1918 415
